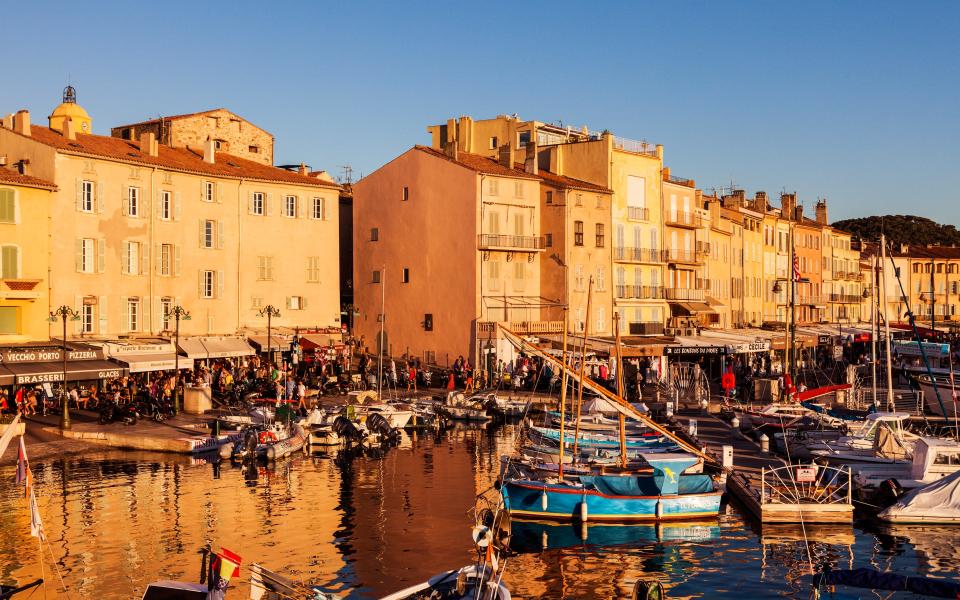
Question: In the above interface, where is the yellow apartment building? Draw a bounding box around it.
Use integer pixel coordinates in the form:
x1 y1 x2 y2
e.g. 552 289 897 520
895 245 960 324
0 168 56 341
720 192 765 326
0 89 341 340
818 201 862 323
703 197 733 328
761 200 780 324
353 144 552 367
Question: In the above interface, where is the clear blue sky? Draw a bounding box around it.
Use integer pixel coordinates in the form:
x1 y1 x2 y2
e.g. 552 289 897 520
4 1 958 224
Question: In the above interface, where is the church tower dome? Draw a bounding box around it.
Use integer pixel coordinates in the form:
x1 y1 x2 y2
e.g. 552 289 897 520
48 85 92 134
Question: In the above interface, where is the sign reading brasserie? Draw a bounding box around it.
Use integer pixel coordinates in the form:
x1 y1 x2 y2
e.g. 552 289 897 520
664 345 727 357
16 368 122 384
0 347 104 363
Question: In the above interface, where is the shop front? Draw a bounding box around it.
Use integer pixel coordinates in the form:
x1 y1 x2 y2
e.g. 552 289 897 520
178 336 255 364
98 340 195 375
0 344 126 394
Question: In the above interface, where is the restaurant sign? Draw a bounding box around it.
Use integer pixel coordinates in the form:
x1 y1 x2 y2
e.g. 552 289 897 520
1 347 104 363
730 341 771 354
664 345 727 357
15 368 122 384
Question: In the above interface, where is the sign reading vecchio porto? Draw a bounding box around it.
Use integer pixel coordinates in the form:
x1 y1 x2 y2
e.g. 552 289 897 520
0 347 104 363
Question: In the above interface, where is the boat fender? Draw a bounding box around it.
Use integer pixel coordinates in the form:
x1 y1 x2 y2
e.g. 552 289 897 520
580 522 588 541
219 442 234 459
542 531 548 550
541 490 548 511
633 579 665 600
580 496 588 522
266 445 276 461
655 500 663 519
455 570 468 595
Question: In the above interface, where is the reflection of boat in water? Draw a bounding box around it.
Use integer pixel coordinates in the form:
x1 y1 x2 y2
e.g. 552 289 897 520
509 519 720 553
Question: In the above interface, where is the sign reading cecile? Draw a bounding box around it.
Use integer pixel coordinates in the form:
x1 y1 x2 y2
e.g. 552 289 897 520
0 348 104 363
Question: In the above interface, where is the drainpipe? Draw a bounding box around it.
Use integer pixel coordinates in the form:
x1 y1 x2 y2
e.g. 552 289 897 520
478 174 486 366
237 179 244 334
149 166 157 334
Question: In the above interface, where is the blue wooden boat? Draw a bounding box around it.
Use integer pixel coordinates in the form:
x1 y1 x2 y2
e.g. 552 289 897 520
501 454 722 523
528 426 676 451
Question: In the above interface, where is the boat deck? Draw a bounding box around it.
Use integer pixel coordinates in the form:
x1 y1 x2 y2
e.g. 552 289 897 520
673 413 854 524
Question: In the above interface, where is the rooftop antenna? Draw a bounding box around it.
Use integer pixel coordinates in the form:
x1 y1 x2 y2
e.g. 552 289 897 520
339 165 354 184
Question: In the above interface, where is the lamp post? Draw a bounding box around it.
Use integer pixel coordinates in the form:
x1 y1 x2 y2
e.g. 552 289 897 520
166 305 191 415
259 305 282 366
49 306 80 429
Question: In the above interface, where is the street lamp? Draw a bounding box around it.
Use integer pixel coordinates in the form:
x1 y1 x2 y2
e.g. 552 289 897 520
166 305 191 415
48 306 80 429
259 305 282 365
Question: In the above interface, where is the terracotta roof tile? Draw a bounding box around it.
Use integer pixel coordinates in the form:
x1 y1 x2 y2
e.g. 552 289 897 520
23 126 338 189
0 167 57 190
112 108 228 128
414 146 539 180
513 163 612 193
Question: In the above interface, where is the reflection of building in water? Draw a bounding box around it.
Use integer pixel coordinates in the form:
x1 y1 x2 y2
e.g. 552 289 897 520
760 524 854 596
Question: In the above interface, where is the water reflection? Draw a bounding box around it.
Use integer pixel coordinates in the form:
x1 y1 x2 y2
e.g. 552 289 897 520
0 424 955 599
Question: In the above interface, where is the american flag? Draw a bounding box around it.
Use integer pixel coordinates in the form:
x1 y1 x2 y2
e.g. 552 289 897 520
793 254 802 282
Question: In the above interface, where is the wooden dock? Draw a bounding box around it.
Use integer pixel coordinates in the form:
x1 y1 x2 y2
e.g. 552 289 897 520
673 413 854 524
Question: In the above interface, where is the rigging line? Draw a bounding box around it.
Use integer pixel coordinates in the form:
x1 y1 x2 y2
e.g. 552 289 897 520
40 537 72 599
776 411 814 573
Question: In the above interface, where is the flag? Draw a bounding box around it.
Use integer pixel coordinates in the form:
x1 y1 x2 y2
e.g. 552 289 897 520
0 413 20 458
15 437 29 497
793 254 802 282
206 547 242 600
29 486 45 542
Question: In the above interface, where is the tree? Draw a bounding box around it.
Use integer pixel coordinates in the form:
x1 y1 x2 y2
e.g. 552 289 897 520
832 215 960 247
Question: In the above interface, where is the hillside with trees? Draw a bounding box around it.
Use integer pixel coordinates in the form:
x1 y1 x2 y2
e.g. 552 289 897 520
832 215 960 247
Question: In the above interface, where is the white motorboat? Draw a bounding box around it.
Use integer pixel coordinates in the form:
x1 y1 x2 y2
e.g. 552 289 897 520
878 468 960 524
807 412 918 462
852 437 960 492
915 374 960 418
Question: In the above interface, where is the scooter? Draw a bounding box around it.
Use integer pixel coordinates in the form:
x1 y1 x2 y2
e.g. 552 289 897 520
98 399 139 425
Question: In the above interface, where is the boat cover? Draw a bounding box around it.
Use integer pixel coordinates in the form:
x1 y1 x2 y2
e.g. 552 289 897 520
581 474 714 496
812 567 960 598
878 469 960 523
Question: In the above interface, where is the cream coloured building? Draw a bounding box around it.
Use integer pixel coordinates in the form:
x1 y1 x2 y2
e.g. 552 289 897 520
0 90 341 339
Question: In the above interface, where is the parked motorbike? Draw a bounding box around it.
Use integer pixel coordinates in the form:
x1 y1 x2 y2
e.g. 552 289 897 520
98 399 139 425
137 394 173 422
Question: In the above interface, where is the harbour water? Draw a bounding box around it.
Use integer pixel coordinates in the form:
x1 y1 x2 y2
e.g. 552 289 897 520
1 423 956 599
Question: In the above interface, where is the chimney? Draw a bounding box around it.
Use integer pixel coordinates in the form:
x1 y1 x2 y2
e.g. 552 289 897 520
203 139 216 164
13 110 30 136
523 142 538 175
298 163 309 176
794 204 804 222
497 143 515 169
62 117 76 141
900 244 909 254
140 132 158 157
662 167 671 180
780 193 796 221
755 191 768 212
2 114 12 129
655 144 664 159
815 199 828 225
548 145 564 176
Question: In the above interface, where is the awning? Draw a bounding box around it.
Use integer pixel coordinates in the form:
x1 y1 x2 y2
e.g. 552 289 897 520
247 335 292 353
298 333 343 350
6 360 126 385
201 337 255 358
178 338 208 358
669 301 716 316
0 365 12 386
115 353 195 373
705 296 727 308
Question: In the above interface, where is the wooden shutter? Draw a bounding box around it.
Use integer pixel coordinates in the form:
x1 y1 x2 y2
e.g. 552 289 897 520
198 271 205 298
156 191 164 218
216 270 224 299
155 243 163 274
301 296 308 310
266 193 273 216
215 183 222 204
217 221 224 249
120 297 129 334
96 181 104 213
285 296 292 310
248 191 255 215
97 239 106 273
98 296 108 334
199 220 206 248
75 238 83 272
174 245 182 276
75 178 83 211
140 243 149 276
121 242 130 274
174 191 182 221
121 186 129 216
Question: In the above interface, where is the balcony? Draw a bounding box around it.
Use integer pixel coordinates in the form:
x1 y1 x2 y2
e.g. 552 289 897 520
664 248 705 264
612 136 659 157
477 234 545 252
615 285 663 300
665 288 705 301
665 174 695 187
848 272 863 281
664 211 704 229
476 320 564 335
628 321 665 336
0 279 42 300
627 206 650 221
614 246 663 263
829 293 863 304
696 241 711 256
798 295 827 306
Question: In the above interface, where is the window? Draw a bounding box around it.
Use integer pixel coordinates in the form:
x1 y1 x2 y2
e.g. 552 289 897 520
306 257 320 283
203 181 215 203
251 192 265 215
158 243 179 276
160 190 172 220
372 270 381 283
126 298 140 332
546 191 553 204
913 263 920 273
284 195 298 217
0 245 18 278
160 297 172 331
518 131 531 147
123 241 140 275
596 266 606 291
0 188 14 223
545 233 553 247
489 136 498 150
312 197 326 219
937 263 944 274
574 265 584 291
81 302 94 334
79 238 96 273
200 271 215 298
597 307 606 332
574 221 584 246
248 145 259 154
80 180 95 212
575 193 583 207
287 296 304 310
595 223 605 248
402 268 410 283
201 220 216 249
257 256 274 281
596 195 604 209
371 227 379 241
251 297 264 309
402 187 409 201
488 180 499 196
514 181 524 198
126 186 140 217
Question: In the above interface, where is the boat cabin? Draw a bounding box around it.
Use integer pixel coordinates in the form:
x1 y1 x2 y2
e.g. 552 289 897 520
845 412 912 445
911 438 960 482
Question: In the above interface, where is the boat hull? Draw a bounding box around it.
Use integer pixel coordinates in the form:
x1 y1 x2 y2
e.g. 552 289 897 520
502 480 722 523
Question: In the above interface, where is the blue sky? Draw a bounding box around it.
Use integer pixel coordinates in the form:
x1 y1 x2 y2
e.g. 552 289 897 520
3 1 957 224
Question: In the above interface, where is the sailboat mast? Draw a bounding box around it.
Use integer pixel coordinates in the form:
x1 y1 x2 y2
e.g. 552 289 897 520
571 277 593 463
789 224 797 394
614 312 627 469
558 307 569 479
881 235 895 410
870 252 878 406
378 265 385 400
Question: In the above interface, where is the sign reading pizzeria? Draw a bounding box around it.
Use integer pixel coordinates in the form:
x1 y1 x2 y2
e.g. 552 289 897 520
1 347 104 363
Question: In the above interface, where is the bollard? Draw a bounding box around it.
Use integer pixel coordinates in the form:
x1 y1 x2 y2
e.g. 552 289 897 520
688 419 698 438
665 401 674 418
212 419 221 437
731 417 740 430
759 433 770 453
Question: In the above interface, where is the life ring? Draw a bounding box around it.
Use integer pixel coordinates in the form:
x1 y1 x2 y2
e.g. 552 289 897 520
721 373 736 391
258 430 278 444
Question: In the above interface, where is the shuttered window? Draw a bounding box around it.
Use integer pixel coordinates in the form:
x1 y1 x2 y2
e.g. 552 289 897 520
0 245 18 278
0 188 15 223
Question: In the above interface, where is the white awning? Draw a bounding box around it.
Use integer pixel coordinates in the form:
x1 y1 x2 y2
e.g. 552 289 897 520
201 337 255 358
115 353 194 373
178 338 208 358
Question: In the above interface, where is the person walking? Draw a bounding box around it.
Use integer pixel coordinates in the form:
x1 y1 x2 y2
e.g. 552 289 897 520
407 361 417 394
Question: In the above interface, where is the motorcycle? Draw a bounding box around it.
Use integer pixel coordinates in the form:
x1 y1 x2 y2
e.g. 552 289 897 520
137 394 173 422
98 399 139 425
